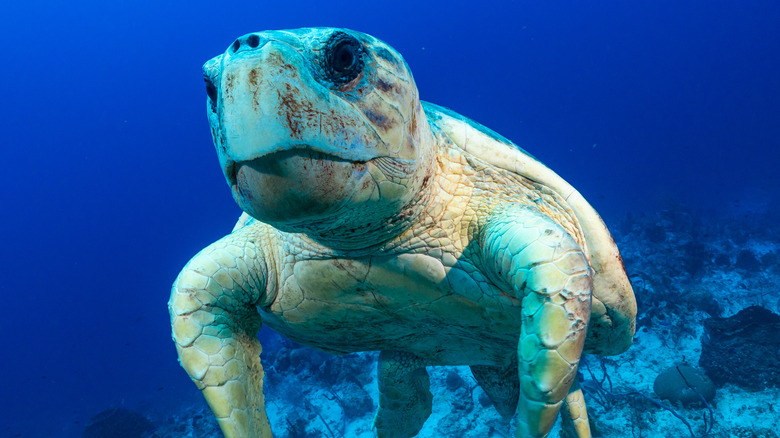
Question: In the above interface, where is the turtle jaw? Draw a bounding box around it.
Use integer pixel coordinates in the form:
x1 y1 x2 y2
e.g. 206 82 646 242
222 143 375 190
227 148 373 226
224 148 437 251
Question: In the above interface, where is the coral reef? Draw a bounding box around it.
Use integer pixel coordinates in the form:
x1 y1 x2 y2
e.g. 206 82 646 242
700 306 780 390
260 331 378 438
143 405 221 437
82 408 155 438
653 363 716 407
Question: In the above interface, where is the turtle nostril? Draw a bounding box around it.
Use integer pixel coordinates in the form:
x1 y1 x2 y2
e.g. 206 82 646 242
230 35 262 54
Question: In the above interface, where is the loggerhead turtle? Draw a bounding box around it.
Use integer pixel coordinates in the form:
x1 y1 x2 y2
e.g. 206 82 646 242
169 27 636 438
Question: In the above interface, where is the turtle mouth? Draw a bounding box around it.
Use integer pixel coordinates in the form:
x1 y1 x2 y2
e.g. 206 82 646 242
225 146 369 190
228 147 373 224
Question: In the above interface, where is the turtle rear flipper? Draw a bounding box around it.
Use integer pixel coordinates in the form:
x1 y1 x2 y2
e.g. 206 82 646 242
373 351 432 438
471 361 519 421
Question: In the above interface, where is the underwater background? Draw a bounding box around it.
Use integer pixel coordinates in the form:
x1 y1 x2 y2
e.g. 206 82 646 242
1 0 779 437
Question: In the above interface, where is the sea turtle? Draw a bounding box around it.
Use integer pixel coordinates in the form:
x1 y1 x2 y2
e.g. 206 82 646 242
169 27 636 438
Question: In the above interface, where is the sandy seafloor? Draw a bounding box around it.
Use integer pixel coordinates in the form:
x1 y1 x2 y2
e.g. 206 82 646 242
118 207 780 438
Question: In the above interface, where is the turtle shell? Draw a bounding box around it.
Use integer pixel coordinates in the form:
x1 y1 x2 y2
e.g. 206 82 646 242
424 102 636 356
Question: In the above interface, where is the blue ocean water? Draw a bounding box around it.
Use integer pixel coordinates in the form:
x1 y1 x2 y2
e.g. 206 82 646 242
1 1 778 437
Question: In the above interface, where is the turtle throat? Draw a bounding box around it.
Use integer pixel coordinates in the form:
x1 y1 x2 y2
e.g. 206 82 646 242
277 155 438 253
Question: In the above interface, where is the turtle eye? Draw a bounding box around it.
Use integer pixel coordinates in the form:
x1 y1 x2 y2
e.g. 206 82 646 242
324 32 364 85
205 77 218 102
204 74 218 112
333 43 356 72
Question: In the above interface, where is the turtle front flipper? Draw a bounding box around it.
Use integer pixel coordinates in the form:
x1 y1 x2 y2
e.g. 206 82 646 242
479 206 592 438
168 225 272 438
373 351 432 438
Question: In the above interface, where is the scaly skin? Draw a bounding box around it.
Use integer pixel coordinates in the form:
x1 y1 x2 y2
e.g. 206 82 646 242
374 351 432 438
169 226 271 437
561 380 592 437
170 27 633 438
479 206 591 437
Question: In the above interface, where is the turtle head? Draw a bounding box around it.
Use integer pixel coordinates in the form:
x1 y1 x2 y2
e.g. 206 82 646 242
203 27 434 247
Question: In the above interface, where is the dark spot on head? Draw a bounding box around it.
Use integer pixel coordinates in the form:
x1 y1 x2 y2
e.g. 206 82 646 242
400 135 418 159
364 109 391 130
247 34 260 48
376 79 394 93
375 47 399 66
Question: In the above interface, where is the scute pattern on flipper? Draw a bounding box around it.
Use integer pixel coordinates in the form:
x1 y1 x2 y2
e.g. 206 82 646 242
170 226 272 438
479 206 591 437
